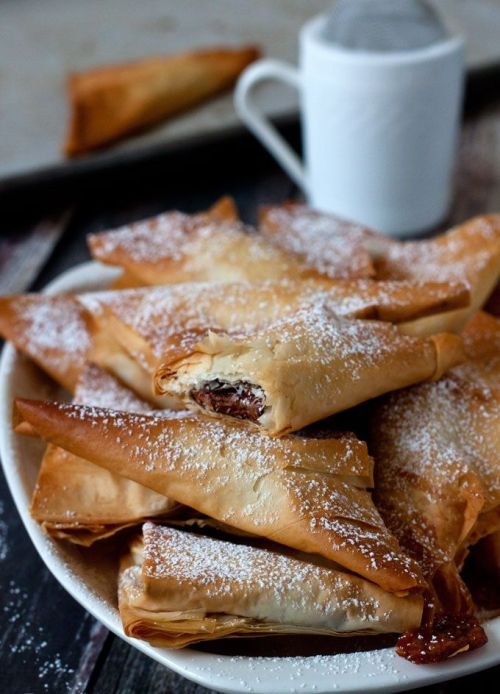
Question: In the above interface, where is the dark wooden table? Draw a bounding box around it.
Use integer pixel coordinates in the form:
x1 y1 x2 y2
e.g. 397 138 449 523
1 73 500 693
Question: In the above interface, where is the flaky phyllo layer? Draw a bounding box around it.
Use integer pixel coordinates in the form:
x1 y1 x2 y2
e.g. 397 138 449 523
29 365 181 545
118 524 423 647
372 313 500 613
15 398 424 593
155 306 464 434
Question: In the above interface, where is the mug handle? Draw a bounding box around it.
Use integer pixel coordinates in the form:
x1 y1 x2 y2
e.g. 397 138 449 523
234 59 308 194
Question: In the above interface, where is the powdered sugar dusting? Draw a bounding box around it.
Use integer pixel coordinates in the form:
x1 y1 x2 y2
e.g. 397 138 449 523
90 210 193 263
134 523 416 632
260 204 376 279
372 314 500 577
79 278 456 373
0 501 8 562
40 400 421 588
90 215 302 279
210 304 435 394
1 295 90 389
376 215 500 289
74 363 153 412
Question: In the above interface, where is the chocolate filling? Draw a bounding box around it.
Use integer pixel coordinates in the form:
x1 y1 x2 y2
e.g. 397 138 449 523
190 379 265 422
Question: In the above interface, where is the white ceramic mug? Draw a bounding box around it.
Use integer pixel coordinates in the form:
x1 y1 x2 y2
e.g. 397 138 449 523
235 14 464 236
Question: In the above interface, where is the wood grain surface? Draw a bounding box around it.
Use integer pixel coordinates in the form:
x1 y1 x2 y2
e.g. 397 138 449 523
0 81 500 693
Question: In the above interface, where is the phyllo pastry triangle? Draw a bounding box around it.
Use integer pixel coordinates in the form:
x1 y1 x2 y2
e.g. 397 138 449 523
14 399 425 593
259 202 381 280
373 215 500 334
371 312 500 613
0 294 91 393
65 47 260 156
118 523 424 648
78 279 468 408
88 203 374 284
155 307 464 434
29 365 181 545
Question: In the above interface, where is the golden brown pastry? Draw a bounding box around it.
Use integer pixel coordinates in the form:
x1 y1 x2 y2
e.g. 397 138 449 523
88 195 239 283
14 399 426 593
109 271 146 290
65 47 260 156
371 312 500 613
88 203 374 284
0 294 91 393
29 364 180 545
119 523 424 648
79 278 468 406
373 215 500 334
155 306 464 434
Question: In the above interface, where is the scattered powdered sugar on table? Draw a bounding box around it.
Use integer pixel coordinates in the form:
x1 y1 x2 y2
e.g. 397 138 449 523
0 501 8 561
5 580 85 692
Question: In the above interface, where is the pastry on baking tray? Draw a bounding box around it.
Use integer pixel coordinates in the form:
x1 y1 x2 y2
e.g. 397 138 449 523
0 294 91 393
373 215 500 334
155 306 464 434
65 46 260 156
14 398 425 593
28 364 181 545
118 523 424 648
371 312 500 614
78 278 468 407
88 204 375 284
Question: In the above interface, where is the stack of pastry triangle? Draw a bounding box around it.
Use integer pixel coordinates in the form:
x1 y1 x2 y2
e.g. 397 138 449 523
78 278 468 413
370 312 500 613
15 397 426 595
88 198 376 284
5 198 500 659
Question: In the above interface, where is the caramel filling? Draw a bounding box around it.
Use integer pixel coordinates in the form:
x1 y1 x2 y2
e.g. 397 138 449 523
190 379 265 422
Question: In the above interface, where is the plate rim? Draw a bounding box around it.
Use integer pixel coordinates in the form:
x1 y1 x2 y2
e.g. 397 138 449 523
0 260 499 694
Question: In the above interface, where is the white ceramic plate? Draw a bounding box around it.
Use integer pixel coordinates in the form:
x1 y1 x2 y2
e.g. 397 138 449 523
1 261 499 694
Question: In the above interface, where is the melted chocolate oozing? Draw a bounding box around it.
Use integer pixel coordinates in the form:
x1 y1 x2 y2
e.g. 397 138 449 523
190 380 265 422
396 614 488 664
